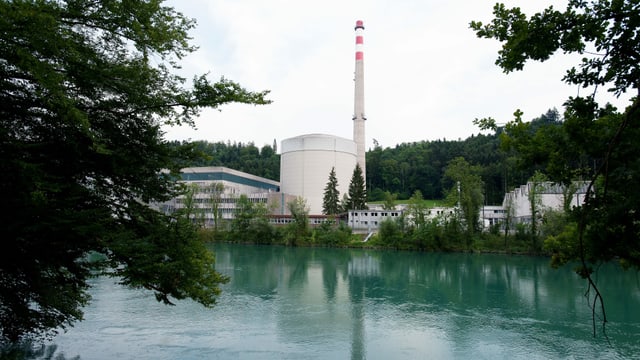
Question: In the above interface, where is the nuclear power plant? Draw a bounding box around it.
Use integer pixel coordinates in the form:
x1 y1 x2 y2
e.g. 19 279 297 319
157 19 578 232
159 21 368 219
280 20 367 214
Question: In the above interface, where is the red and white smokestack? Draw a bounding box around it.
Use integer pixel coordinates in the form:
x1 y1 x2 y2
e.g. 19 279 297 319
353 20 366 181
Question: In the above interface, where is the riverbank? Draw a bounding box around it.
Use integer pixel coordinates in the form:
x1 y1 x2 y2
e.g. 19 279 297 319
199 226 550 257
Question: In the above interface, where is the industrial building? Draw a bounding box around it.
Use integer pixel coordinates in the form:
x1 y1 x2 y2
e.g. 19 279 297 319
160 21 369 222
280 20 367 215
347 181 589 234
155 166 297 228
280 134 356 215
157 21 588 237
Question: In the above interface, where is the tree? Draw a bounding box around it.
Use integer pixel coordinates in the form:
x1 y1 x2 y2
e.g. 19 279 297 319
322 167 340 215
502 190 516 247
443 157 484 243
471 0 640 335
207 182 225 233
229 195 273 244
340 193 350 214
286 197 310 245
406 190 427 228
346 164 367 210
178 183 205 226
527 171 548 250
0 0 270 343
382 191 398 210
378 218 403 249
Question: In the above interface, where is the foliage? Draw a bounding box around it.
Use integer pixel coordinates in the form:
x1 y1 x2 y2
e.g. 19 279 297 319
285 197 310 245
0 0 270 343
207 182 225 233
107 206 230 307
322 167 341 215
527 171 549 250
346 164 367 210
229 195 272 243
366 133 511 204
540 209 571 241
314 220 352 246
443 157 485 243
381 191 398 210
177 183 205 226
167 140 280 180
406 190 427 228
472 0 640 266
377 218 404 249
471 0 640 335
0 340 79 360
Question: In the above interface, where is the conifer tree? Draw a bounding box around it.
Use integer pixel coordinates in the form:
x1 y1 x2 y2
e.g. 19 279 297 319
322 167 340 215
347 164 367 210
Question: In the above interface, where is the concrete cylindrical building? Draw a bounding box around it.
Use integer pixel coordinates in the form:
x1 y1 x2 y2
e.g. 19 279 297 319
280 134 357 215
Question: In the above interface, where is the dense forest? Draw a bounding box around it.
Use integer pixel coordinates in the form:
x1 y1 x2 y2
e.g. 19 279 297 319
169 109 565 204
167 139 282 181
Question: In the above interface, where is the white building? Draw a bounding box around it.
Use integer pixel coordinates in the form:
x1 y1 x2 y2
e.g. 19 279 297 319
348 181 589 234
347 209 403 233
280 134 357 215
500 181 589 226
156 166 296 227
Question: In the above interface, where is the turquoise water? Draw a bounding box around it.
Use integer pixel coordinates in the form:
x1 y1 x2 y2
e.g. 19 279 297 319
51 244 640 359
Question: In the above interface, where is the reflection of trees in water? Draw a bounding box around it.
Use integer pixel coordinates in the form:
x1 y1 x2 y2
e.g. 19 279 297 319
212 244 640 352
214 244 640 315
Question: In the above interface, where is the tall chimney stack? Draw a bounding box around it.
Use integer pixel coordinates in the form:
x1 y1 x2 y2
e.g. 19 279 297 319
353 20 366 181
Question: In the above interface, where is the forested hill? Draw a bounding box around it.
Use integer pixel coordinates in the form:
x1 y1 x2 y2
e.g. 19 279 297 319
367 135 505 204
168 110 561 205
166 140 281 181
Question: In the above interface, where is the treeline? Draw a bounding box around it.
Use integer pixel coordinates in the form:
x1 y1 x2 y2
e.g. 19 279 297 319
198 192 549 255
171 109 564 204
167 139 281 181
198 193 541 254
367 108 563 204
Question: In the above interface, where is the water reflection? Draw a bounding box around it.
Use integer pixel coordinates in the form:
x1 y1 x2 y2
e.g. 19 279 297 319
213 244 640 358
51 244 640 359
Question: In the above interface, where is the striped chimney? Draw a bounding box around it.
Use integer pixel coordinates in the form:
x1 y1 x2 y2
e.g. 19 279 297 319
353 20 366 182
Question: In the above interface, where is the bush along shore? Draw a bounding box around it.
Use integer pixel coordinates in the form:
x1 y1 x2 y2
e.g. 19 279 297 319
199 216 552 256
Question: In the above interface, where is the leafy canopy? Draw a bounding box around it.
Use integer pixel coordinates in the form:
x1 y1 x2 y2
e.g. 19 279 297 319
0 0 269 343
472 0 640 334
443 157 484 239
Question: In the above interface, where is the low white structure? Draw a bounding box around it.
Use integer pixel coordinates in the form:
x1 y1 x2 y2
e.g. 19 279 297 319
280 134 357 215
481 205 508 228
348 209 403 233
348 181 589 234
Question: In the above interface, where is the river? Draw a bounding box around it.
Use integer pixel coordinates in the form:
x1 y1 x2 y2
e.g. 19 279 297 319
51 244 640 359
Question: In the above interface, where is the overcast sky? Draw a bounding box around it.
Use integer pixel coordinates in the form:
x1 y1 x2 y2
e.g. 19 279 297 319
161 0 629 151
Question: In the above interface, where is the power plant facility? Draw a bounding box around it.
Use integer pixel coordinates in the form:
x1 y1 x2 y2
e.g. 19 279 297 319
160 21 369 221
280 20 368 215
280 134 356 215
156 20 591 236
